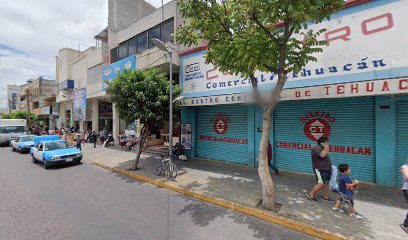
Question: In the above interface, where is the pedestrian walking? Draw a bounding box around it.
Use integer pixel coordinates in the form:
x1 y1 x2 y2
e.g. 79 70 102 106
91 131 98 148
99 129 104 144
268 140 279 175
307 136 334 203
332 164 362 219
119 132 126 150
400 161 408 234
75 133 81 151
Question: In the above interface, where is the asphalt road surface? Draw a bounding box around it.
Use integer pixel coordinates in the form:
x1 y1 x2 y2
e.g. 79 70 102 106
0 147 316 240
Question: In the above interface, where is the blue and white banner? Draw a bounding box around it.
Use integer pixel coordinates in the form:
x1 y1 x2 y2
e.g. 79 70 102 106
73 88 87 121
102 55 136 90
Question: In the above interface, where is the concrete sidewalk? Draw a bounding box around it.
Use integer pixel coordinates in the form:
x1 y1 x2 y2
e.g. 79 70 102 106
83 143 406 240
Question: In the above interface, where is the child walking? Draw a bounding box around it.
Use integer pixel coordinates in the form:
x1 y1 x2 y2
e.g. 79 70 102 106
332 164 362 219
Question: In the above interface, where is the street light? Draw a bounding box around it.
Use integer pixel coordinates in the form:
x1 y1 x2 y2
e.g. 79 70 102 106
152 38 173 158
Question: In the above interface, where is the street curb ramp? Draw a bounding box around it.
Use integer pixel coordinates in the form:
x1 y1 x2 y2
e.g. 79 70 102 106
91 162 347 240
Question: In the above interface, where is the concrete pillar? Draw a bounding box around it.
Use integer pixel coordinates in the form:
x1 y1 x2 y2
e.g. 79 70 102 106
112 103 120 145
92 99 99 132
375 96 396 186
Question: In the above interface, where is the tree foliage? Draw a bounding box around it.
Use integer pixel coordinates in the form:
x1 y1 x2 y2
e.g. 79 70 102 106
106 68 181 169
1 113 10 119
8 111 36 120
176 0 344 80
175 0 344 209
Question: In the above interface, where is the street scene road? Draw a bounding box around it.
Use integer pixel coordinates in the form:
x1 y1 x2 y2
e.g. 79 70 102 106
0 147 315 240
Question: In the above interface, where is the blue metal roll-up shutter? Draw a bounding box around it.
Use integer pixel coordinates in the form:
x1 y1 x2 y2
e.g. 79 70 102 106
274 97 375 182
196 105 248 165
396 98 408 186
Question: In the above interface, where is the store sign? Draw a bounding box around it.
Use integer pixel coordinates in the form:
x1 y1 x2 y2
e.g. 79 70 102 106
275 142 372 156
178 78 408 106
275 111 372 156
180 0 408 98
40 106 51 115
10 93 17 109
211 112 230 134
300 112 335 142
73 88 86 121
198 112 248 144
102 55 136 90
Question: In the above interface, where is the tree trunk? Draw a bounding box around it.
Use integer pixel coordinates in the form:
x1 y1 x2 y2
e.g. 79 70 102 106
258 107 276 209
130 124 149 170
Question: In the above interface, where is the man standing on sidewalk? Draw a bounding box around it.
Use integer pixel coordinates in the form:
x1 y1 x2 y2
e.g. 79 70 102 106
307 136 334 203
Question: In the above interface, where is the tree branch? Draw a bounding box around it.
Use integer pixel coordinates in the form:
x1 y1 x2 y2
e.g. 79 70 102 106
250 13 276 42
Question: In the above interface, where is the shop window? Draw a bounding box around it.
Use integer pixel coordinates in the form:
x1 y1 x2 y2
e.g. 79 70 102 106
148 26 161 49
137 32 147 54
128 38 137 56
161 19 174 43
118 43 128 60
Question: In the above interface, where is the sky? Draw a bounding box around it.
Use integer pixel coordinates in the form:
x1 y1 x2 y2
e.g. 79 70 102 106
0 0 168 109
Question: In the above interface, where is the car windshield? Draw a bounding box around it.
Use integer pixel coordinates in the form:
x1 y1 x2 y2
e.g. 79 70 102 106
45 141 70 151
0 126 25 134
19 136 35 142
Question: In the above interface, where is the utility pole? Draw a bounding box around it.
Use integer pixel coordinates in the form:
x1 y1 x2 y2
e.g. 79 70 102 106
26 88 31 128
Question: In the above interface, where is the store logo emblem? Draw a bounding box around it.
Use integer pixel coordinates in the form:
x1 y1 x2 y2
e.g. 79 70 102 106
185 62 200 73
300 111 335 142
211 112 231 135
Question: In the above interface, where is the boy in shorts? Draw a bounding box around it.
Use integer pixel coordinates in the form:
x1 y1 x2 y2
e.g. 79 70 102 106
332 164 362 219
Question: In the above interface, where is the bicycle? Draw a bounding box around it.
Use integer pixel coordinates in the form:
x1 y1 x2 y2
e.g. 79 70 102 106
153 157 178 181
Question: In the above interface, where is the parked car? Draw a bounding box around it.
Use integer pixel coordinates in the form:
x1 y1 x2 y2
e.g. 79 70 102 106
0 119 27 146
10 135 35 153
30 136 82 169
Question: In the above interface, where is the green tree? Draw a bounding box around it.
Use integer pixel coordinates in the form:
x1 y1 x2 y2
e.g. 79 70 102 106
1 113 11 119
175 0 344 209
106 68 181 170
10 111 36 121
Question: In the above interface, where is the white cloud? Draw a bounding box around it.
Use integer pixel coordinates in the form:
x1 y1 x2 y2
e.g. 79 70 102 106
0 0 108 107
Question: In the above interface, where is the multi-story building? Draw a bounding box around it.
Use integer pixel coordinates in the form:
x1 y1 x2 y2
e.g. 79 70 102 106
103 0 195 144
55 46 102 130
55 0 198 147
17 79 33 112
30 77 57 129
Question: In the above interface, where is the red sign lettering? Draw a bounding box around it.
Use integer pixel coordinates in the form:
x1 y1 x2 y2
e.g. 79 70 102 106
362 13 394 35
399 79 408 90
325 26 351 43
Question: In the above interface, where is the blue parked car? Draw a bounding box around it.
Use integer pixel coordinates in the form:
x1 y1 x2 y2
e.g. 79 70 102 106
10 135 35 153
30 136 82 169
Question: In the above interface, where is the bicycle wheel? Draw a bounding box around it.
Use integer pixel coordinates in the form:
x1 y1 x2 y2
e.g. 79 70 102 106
166 162 178 181
153 160 162 176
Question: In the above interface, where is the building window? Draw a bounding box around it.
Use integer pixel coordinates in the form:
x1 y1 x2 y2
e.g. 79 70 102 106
137 32 147 54
118 43 128 60
113 18 175 59
128 38 137 56
161 19 174 43
148 26 161 49
110 48 118 63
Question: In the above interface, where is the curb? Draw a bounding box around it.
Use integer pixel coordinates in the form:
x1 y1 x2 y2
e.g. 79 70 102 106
91 162 347 240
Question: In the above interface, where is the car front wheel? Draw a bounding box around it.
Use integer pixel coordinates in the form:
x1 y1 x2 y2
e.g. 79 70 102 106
43 159 50 169
31 155 38 163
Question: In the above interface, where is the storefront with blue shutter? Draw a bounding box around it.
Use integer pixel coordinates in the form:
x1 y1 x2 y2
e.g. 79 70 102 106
273 97 376 182
178 0 408 186
396 96 408 187
195 105 251 165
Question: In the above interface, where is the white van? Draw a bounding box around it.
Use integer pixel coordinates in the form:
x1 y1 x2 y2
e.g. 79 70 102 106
0 119 27 146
